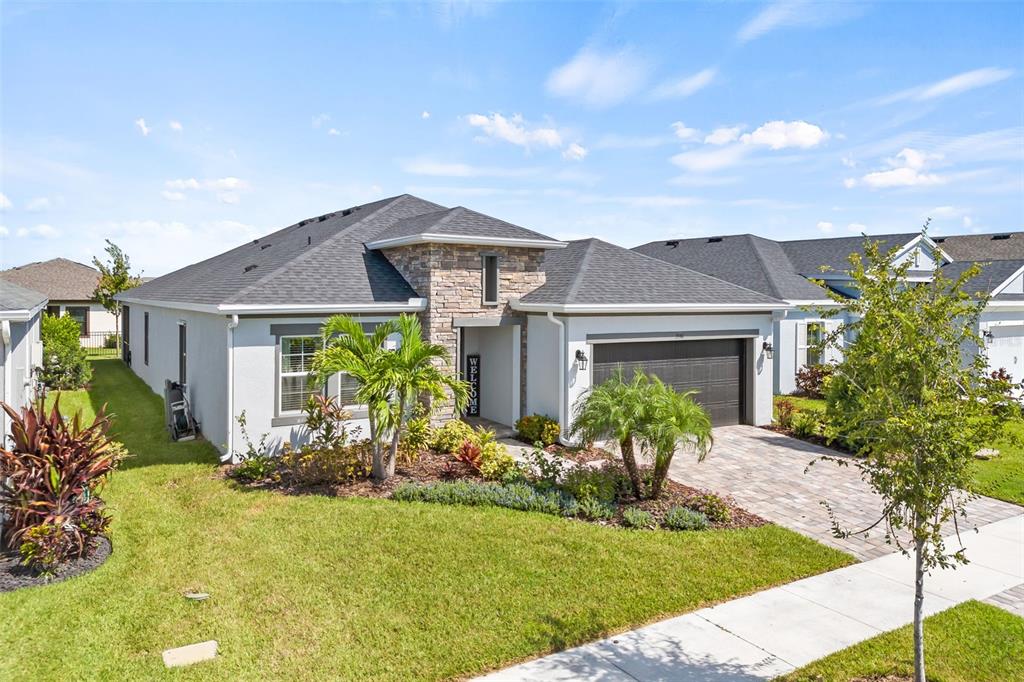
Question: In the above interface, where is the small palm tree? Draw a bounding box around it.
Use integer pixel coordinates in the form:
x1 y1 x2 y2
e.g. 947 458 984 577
371 314 468 479
646 377 713 498
569 369 651 499
311 315 398 476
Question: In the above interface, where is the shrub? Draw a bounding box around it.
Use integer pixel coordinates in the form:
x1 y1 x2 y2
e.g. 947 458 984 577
622 507 654 529
102 334 119 350
399 412 432 463
392 480 576 517
453 440 483 472
515 413 561 446
560 464 623 505
795 363 835 399
791 410 823 439
39 314 92 389
304 394 352 451
281 442 367 486
230 410 277 482
478 440 517 482
0 398 124 571
687 491 732 524
775 398 798 430
429 420 476 454
576 496 615 521
663 507 709 531
525 446 565 489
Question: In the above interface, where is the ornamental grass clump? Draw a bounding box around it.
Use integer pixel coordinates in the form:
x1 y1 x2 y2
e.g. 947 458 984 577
0 398 125 573
393 480 576 517
663 507 709 531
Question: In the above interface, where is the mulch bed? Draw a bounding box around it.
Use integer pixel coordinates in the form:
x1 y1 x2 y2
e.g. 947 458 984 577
0 535 111 593
762 423 855 455
229 449 767 530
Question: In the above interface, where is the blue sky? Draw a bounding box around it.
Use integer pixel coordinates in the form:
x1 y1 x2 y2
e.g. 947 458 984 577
2 1 1021 275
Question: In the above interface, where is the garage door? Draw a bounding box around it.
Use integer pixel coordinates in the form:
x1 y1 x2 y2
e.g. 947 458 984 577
988 325 1024 384
592 339 746 426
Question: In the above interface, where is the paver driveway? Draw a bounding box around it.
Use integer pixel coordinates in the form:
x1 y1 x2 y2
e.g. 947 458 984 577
671 425 1022 561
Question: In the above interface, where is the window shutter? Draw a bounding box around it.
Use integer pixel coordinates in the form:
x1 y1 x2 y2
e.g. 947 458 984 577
796 321 807 369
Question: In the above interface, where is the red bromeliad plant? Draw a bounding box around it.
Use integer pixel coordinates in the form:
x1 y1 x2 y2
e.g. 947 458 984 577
0 398 124 569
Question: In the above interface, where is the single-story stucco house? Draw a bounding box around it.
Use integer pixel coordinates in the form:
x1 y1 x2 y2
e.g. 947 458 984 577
635 231 1024 394
0 258 117 341
0 281 47 438
117 194 787 458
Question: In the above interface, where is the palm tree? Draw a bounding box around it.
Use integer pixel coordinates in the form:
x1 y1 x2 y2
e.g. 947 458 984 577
371 314 468 479
646 377 713 498
569 369 651 499
311 314 468 480
311 315 398 477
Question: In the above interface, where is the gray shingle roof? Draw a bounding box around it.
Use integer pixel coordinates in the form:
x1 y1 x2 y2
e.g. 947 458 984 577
939 259 1024 297
521 238 784 307
634 234 828 300
780 233 920 275
0 280 48 313
120 195 447 307
932 232 1024 260
0 258 99 301
368 206 560 246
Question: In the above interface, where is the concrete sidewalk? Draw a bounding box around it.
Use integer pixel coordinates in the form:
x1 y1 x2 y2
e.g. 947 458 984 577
475 514 1024 681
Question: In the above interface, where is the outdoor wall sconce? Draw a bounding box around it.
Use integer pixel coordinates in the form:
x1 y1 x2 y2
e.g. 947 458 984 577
983 329 994 345
575 349 589 370
762 341 774 359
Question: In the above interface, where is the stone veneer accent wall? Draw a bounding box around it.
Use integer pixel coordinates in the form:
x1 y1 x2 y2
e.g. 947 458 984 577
382 244 547 421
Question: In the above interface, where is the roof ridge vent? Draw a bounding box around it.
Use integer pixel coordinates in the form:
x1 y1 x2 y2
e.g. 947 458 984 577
342 208 353 216
260 243 271 250
993 234 1011 240
665 240 679 248
707 236 724 243
244 264 258 273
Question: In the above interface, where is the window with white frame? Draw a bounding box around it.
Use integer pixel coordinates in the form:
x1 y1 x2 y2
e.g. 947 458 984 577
279 336 319 414
482 254 499 305
797 321 825 369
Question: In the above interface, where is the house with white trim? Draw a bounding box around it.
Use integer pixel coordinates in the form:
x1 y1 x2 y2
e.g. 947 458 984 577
117 195 788 457
0 281 46 438
635 231 1024 393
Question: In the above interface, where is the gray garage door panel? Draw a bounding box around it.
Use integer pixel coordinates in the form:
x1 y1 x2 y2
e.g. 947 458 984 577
592 339 745 426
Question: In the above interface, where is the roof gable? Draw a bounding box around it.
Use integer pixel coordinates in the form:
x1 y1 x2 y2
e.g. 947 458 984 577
0 258 99 301
0 280 48 314
365 206 564 249
933 232 1024 261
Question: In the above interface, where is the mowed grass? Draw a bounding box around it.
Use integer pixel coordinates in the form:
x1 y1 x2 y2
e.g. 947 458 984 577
1 360 851 681
781 600 1024 682
774 395 1024 506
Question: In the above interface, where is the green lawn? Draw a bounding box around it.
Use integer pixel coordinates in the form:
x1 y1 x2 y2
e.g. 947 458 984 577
0 360 851 681
781 600 1024 682
774 395 1024 506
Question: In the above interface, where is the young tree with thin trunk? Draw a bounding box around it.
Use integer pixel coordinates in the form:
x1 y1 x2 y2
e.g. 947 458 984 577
812 232 1020 682
92 240 143 348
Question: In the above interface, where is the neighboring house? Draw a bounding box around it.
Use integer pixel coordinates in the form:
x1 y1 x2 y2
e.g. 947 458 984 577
0 258 116 340
116 194 786 458
0 281 47 439
635 231 1024 393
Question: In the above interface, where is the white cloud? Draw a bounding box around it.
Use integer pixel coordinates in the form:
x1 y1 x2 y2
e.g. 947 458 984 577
0 192 10 209
203 177 248 191
593 133 675 150
546 48 649 108
562 142 588 161
465 112 562 148
930 205 959 218
166 178 201 190
134 118 151 136
852 148 946 188
671 145 749 173
26 196 60 211
217 193 241 205
421 111 431 119
671 122 700 141
843 178 857 189
879 67 1014 104
169 120 183 132
328 128 341 136
841 156 856 168
740 120 829 149
400 158 539 178
963 216 973 229
163 177 250 202
737 1 864 43
816 221 834 233
0 226 8 237
15 224 59 239
847 222 867 232
651 67 717 100
312 113 330 129
161 190 186 201
704 126 743 145
668 175 741 187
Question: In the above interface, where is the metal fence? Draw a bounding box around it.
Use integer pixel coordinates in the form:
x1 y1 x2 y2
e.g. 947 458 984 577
81 331 120 357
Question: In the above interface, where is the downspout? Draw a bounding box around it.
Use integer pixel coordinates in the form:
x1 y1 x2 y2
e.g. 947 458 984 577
546 312 570 445
224 314 239 462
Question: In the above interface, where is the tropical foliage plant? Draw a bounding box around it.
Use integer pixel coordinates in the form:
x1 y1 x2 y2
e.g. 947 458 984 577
0 398 125 571
811 230 1023 682
515 413 560 446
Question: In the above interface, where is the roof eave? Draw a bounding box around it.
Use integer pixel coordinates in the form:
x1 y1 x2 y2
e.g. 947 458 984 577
512 301 790 314
366 233 568 250
0 299 48 322
115 295 429 316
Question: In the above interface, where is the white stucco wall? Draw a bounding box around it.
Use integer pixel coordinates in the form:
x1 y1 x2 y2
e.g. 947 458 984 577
526 312 777 438
2 310 43 436
525 314 561 422
125 304 229 452
462 324 519 427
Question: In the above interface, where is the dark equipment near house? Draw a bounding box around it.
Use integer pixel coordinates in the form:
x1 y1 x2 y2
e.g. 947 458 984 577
164 379 198 442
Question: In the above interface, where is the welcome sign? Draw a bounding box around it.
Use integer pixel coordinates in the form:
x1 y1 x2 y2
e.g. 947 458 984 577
466 354 480 417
